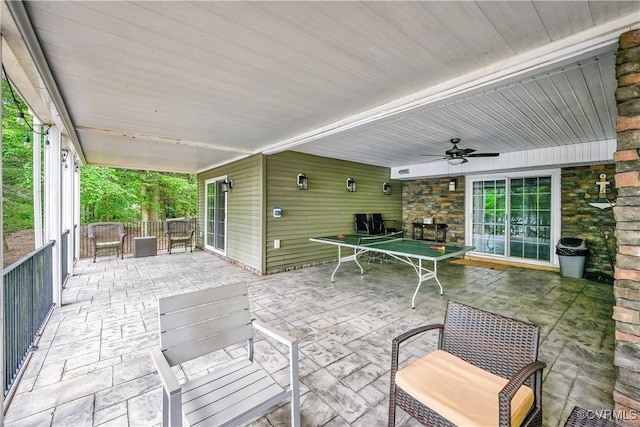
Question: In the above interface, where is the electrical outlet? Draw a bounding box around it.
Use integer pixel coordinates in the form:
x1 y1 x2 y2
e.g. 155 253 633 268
274 239 280 249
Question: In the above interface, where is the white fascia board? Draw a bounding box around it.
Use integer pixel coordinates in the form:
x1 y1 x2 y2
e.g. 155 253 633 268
261 13 638 156
391 140 616 180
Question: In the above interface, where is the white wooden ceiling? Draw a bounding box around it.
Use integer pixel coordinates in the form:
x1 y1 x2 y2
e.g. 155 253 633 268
5 1 640 174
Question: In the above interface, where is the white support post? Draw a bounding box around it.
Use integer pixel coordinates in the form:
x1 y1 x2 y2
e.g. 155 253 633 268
62 142 74 278
32 118 44 248
73 157 81 262
44 127 62 307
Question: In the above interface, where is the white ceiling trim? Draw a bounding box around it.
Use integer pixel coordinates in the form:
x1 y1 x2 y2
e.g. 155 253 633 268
76 126 254 154
262 13 638 156
391 139 617 180
1 39 52 125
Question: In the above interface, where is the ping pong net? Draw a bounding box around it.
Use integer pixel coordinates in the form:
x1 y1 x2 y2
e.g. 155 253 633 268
356 231 404 247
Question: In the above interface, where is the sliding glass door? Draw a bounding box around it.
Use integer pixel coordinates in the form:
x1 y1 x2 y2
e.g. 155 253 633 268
468 171 557 263
509 177 552 261
205 177 227 253
472 180 507 256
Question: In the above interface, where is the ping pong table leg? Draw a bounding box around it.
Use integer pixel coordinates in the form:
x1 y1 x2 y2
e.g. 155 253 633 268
331 246 365 282
331 246 342 282
411 259 444 308
433 260 444 295
354 251 364 276
411 281 422 309
411 259 425 309
330 265 339 282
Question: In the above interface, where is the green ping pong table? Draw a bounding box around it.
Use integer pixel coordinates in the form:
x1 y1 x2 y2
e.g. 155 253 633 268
310 233 474 308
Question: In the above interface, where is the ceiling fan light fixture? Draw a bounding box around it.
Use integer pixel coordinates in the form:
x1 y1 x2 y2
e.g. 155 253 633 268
447 157 467 165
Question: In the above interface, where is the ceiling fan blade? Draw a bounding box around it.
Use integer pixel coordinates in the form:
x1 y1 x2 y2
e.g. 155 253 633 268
461 148 476 155
421 156 449 163
467 152 499 157
421 154 447 157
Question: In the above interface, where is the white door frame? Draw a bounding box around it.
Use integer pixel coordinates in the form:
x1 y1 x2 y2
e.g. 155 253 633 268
204 176 228 255
464 168 561 267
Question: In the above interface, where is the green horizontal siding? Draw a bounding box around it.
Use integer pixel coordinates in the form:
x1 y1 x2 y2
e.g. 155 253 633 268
265 152 401 272
197 151 402 275
197 154 263 272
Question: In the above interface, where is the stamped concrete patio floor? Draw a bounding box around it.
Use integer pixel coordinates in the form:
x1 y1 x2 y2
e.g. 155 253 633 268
4 250 615 427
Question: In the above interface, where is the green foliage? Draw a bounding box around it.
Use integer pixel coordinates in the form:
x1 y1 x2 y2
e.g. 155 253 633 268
80 167 141 223
80 166 197 223
3 78 197 229
158 172 197 218
2 78 35 232
80 167 197 223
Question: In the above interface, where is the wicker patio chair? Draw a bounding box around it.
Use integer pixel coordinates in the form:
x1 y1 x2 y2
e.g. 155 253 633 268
164 219 194 254
389 300 546 427
87 222 126 262
563 406 617 427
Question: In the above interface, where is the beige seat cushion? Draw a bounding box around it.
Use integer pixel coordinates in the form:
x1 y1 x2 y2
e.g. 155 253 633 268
395 349 534 427
95 241 121 248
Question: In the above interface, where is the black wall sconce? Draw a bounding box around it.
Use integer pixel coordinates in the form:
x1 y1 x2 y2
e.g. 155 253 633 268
297 173 308 190
449 178 457 191
222 177 234 192
346 177 357 192
382 182 392 195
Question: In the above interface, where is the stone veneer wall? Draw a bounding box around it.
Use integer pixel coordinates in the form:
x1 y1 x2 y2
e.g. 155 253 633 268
403 168 616 276
402 177 465 242
612 29 640 426
561 164 617 277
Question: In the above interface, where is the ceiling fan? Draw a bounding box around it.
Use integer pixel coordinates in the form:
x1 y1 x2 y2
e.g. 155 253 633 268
423 138 500 165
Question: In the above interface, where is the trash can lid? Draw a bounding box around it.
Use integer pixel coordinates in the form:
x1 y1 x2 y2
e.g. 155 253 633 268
557 238 587 249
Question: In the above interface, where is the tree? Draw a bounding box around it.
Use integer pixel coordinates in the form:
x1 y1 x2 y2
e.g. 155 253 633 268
80 167 140 223
2 78 35 233
81 167 196 224
4 77 197 232
158 172 197 219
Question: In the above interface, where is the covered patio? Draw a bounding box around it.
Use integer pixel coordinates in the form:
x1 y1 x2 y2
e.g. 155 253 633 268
4 250 614 426
1 2 639 425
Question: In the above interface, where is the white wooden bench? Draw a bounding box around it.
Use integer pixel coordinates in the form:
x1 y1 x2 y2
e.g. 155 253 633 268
150 283 300 427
